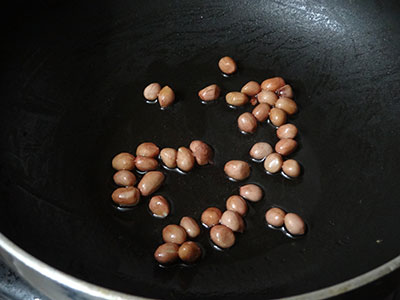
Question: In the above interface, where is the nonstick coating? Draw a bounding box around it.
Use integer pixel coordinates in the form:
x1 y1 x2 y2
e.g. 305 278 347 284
1 0 400 299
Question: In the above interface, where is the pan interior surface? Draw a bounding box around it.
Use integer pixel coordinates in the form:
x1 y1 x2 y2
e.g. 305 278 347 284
0 1 399 299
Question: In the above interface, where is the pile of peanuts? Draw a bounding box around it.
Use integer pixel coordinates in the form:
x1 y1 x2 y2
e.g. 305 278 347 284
155 217 202 264
154 183 265 264
197 56 298 135
160 140 213 172
234 78 297 134
111 141 216 265
111 147 165 207
114 56 307 267
111 140 213 215
222 122 300 180
249 129 301 178
198 56 302 179
153 183 307 265
265 208 306 236
202 183 263 249
143 83 175 108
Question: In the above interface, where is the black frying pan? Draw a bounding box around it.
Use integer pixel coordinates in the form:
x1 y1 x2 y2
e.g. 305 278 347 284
1 0 400 299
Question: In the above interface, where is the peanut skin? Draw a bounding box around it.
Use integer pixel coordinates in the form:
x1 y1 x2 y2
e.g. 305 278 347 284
189 140 213 166
138 171 165 196
113 170 137 186
226 92 249 106
158 86 175 108
218 56 237 74
136 142 160 158
277 124 298 139
160 148 177 169
210 225 235 248
176 147 195 172
261 77 285 91
198 84 221 101
154 243 179 264
241 81 261 96
111 186 140 206
135 156 158 171
112 152 135 171
275 138 298 156
224 160 251 181
143 83 161 101
238 112 257 133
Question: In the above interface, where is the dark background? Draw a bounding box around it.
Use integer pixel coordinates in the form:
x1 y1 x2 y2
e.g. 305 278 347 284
0 0 399 299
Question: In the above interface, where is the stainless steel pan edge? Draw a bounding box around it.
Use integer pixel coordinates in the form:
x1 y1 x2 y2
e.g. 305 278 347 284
1 233 400 300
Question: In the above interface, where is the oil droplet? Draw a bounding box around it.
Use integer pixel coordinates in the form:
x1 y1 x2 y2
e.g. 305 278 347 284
159 161 190 175
267 118 278 129
264 170 279 176
228 104 238 110
251 157 265 163
146 99 158 104
201 222 211 229
208 238 226 252
240 130 253 135
281 170 296 180
113 204 136 211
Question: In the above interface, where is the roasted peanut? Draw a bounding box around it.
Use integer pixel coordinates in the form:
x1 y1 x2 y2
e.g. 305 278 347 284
252 103 270 122
249 142 273 160
138 171 165 196
275 138 297 156
224 160 251 181
284 213 306 235
198 84 221 101
189 140 213 166
218 56 237 74
158 86 175 108
250 96 258 106
276 84 294 98
257 90 278 106
269 107 287 127
277 124 298 139
265 207 286 227
180 217 201 238
135 156 158 171
201 207 222 228
241 81 261 96
111 186 140 207
176 147 195 172
220 210 245 233
264 153 283 173
154 243 179 264
275 97 298 115
210 225 235 249
143 83 161 101
112 152 135 171
136 142 160 158
282 159 301 178
261 77 285 91
113 170 137 186
160 148 177 169
178 241 202 263
226 195 248 216
149 195 170 218
162 224 187 244
225 92 249 106
239 184 263 202
238 112 257 133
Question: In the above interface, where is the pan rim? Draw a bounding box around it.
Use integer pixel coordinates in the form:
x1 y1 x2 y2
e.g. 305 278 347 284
0 232 399 300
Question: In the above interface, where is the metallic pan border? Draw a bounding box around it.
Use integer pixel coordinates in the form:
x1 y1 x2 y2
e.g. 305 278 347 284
1 233 399 300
